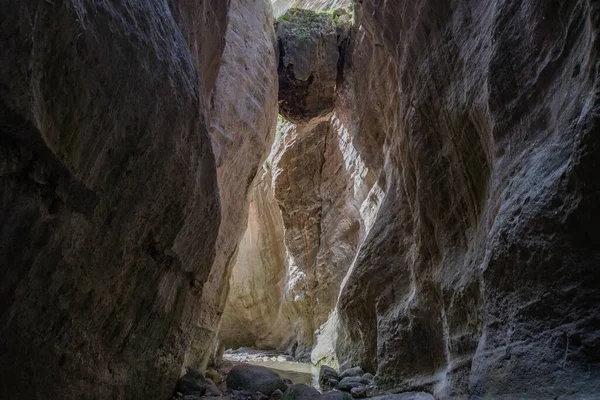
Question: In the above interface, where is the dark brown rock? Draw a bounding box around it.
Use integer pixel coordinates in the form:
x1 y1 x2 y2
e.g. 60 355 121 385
0 0 227 398
276 9 349 124
282 383 321 400
226 364 288 396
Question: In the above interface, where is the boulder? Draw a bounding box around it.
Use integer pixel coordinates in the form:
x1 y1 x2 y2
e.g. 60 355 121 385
319 365 340 387
335 377 370 392
271 389 285 400
361 373 374 381
369 393 435 400
320 391 352 400
226 365 288 396
350 386 367 398
175 370 207 396
339 367 364 379
282 384 321 400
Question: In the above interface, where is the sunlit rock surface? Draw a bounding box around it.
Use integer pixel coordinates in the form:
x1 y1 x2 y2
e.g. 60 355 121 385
183 0 279 371
332 1 600 398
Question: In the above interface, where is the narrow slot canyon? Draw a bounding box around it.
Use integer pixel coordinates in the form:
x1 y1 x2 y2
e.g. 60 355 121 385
1 1 599 400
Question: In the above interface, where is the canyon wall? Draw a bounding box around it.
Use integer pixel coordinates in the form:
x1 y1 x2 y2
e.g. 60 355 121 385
0 0 272 398
331 0 600 398
223 0 600 398
219 7 369 359
183 0 279 370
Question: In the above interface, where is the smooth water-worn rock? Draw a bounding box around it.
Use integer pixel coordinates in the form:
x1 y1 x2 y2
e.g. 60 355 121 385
184 0 279 370
282 383 321 400
339 367 364 379
329 0 600 398
0 0 227 398
368 394 435 400
349 386 367 399
221 2 376 358
320 391 352 400
336 377 370 392
226 365 288 396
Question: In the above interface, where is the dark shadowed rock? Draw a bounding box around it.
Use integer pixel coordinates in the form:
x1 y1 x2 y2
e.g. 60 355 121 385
276 9 349 123
176 370 207 396
335 377 370 392
0 0 227 398
271 388 285 400
227 365 288 396
204 378 222 396
369 393 435 400
349 386 367 398
340 367 364 379
320 391 352 400
319 365 340 387
282 383 321 400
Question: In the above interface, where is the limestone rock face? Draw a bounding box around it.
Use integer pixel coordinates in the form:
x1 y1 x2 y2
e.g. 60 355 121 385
0 0 227 398
218 168 290 350
221 84 380 358
220 4 367 360
276 9 349 124
332 0 600 398
183 0 279 370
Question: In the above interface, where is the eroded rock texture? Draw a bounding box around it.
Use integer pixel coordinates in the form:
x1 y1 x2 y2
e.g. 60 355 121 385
219 168 290 351
0 0 227 398
183 0 279 370
276 9 349 123
220 42 382 359
330 0 600 398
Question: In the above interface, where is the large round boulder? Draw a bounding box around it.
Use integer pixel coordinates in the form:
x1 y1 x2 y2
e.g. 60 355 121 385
226 364 288 395
335 377 370 392
282 383 321 400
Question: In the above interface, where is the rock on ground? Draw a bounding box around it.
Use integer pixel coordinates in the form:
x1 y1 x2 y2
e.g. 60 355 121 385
176 370 207 396
282 384 321 400
340 367 365 379
319 365 340 387
336 377 371 392
368 394 435 400
226 365 288 396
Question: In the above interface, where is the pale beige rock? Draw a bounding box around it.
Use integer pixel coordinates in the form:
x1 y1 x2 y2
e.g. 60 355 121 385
183 0 279 370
